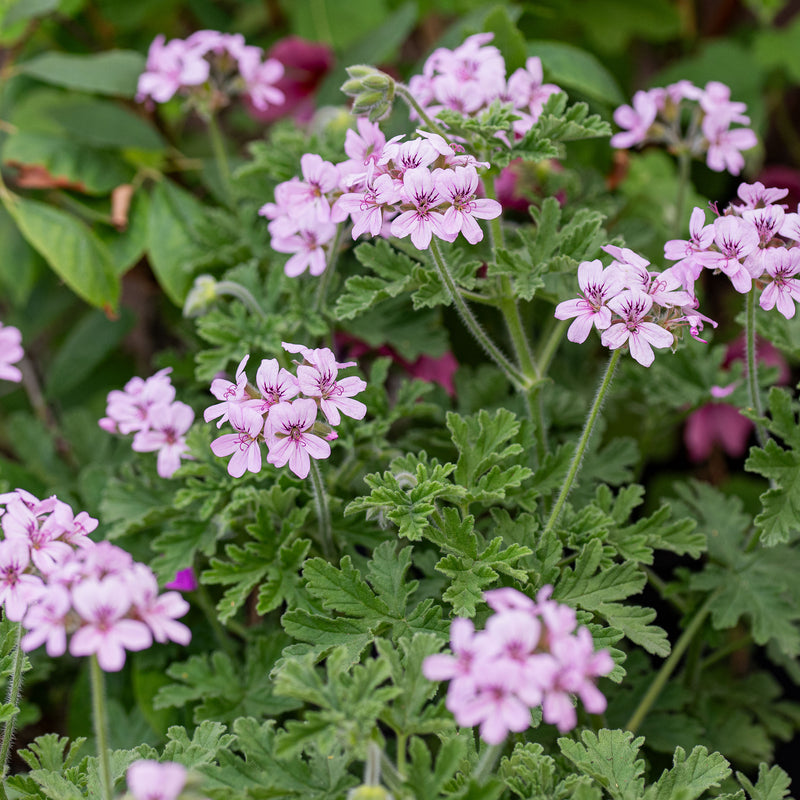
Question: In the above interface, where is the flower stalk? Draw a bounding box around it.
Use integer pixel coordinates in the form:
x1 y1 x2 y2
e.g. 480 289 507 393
745 290 768 446
0 623 24 799
309 459 334 560
90 655 114 800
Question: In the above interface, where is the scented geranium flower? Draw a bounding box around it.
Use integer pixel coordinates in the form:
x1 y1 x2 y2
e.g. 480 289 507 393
127 760 187 800
69 576 153 671
0 322 23 383
272 222 337 277
0 539 43 622
166 568 198 592
437 165 502 245
250 358 300 413
709 215 760 292
136 35 209 103
21 583 71 657
237 47 285 111
610 90 658 149
601 290 674 367
663 207 717 291
281 153 341 223
391 167 447 249
132 401 195 478
204 354 252 428
265 398 331 479
334 172 400 239
554 259 624 343
210 404 265 478
506 57 561 134
703 118 758 175
760 248 800 318
295 349 367 426
127 564 191 645
423 586 612 744
99 368 175 435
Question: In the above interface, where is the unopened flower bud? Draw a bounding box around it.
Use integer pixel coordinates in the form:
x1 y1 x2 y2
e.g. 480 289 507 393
347 788 393 800
183 274 219 317
341 65 395 121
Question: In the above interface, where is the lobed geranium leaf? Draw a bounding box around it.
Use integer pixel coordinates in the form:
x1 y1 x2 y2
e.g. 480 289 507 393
737 764 793 800
559 729 646 800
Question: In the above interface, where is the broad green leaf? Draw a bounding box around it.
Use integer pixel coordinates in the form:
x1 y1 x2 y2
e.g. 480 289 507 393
283 0 388 51
162 721 236 769
17 50 146 97
483 6 527 73
147 180 208 305
598 603 669 657
2 194 119 312
530 41 625 105
3 0 58 25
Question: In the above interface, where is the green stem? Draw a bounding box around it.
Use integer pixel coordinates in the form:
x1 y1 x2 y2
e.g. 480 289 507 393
473 743 503 781
314 223 345 313
542 349 622 536
700 630 753 671
536 319 568 376
395 733 407 778
205 112 233 202
429 239 527 390
394 84 449 138
745 291 768 446
309 459 334 560
0 623 24 791
215 281 267 319
625 595 714 733
674 150 691 237
90 656 113 800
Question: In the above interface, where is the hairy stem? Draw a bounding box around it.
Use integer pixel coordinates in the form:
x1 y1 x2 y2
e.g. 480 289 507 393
625 595 714 733
215 281 267 319
745 290 768 446
309 459 334 560
429 239 527 390
473 743 503 782
542 349 622 536
394 84 449 138
206 112 233 202
674 150 691 238
0 623 24 795
314 223 345 314
90 656 113 800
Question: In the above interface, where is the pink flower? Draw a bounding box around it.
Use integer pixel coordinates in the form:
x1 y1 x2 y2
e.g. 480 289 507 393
131 401 195 478
204 354 252 428
265 398 331 479
759 248 800 318
237 49 285 111
100 368 175 435
210 405 265 478
0 539 42 622
136 35 210 104
611 90 658 149
69 576 153 671
601 290 674 367
250 358 300 414
437 166 502 245
391 167 447 249
334 173 399 239
703 118 757 175
295 348 367 426
21 583 71 657
127 760 187 800
0 322 23 383
127 564 191 645
663 207 717 291
272 222 337 277
554 259 624 343
708 216 760 292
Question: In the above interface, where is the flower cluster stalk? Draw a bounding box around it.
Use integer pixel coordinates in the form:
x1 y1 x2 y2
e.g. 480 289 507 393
745 290 768 446
543 349 622 536
0 623 24 799
309 459 334 559
90 655 114 800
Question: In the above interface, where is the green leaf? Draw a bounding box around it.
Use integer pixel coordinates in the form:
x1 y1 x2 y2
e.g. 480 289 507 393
162 721 236 769
302 556 391 619
3 0 58 25
598 603 670 657
2 194 119 312
147 180 208 305
559 729 646 800
530 41 625 105
645 746 730 800
18 50 146 97
483 6 527 73
335 240 415 320
737 764 793 800
405 735 468 800
2 130 132 194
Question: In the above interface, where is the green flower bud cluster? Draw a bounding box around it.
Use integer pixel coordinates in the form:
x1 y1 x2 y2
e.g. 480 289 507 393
341 65 395 122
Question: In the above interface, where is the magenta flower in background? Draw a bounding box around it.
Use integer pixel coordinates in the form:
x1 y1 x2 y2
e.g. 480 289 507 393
166 568 198 592
684 402 751 462
127 760 187 800
0 322 24 383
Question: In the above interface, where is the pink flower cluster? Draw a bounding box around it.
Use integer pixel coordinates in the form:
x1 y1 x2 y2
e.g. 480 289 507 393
423 586 613 743
611 80 757 175
205 342 366 480
259 124 502 268
0 322 23 383
666 181 800 316
137 30 285 112
0 489 190 672
555 245 715 367
127 760 188 800
408 33 561 139
99 368 194 479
